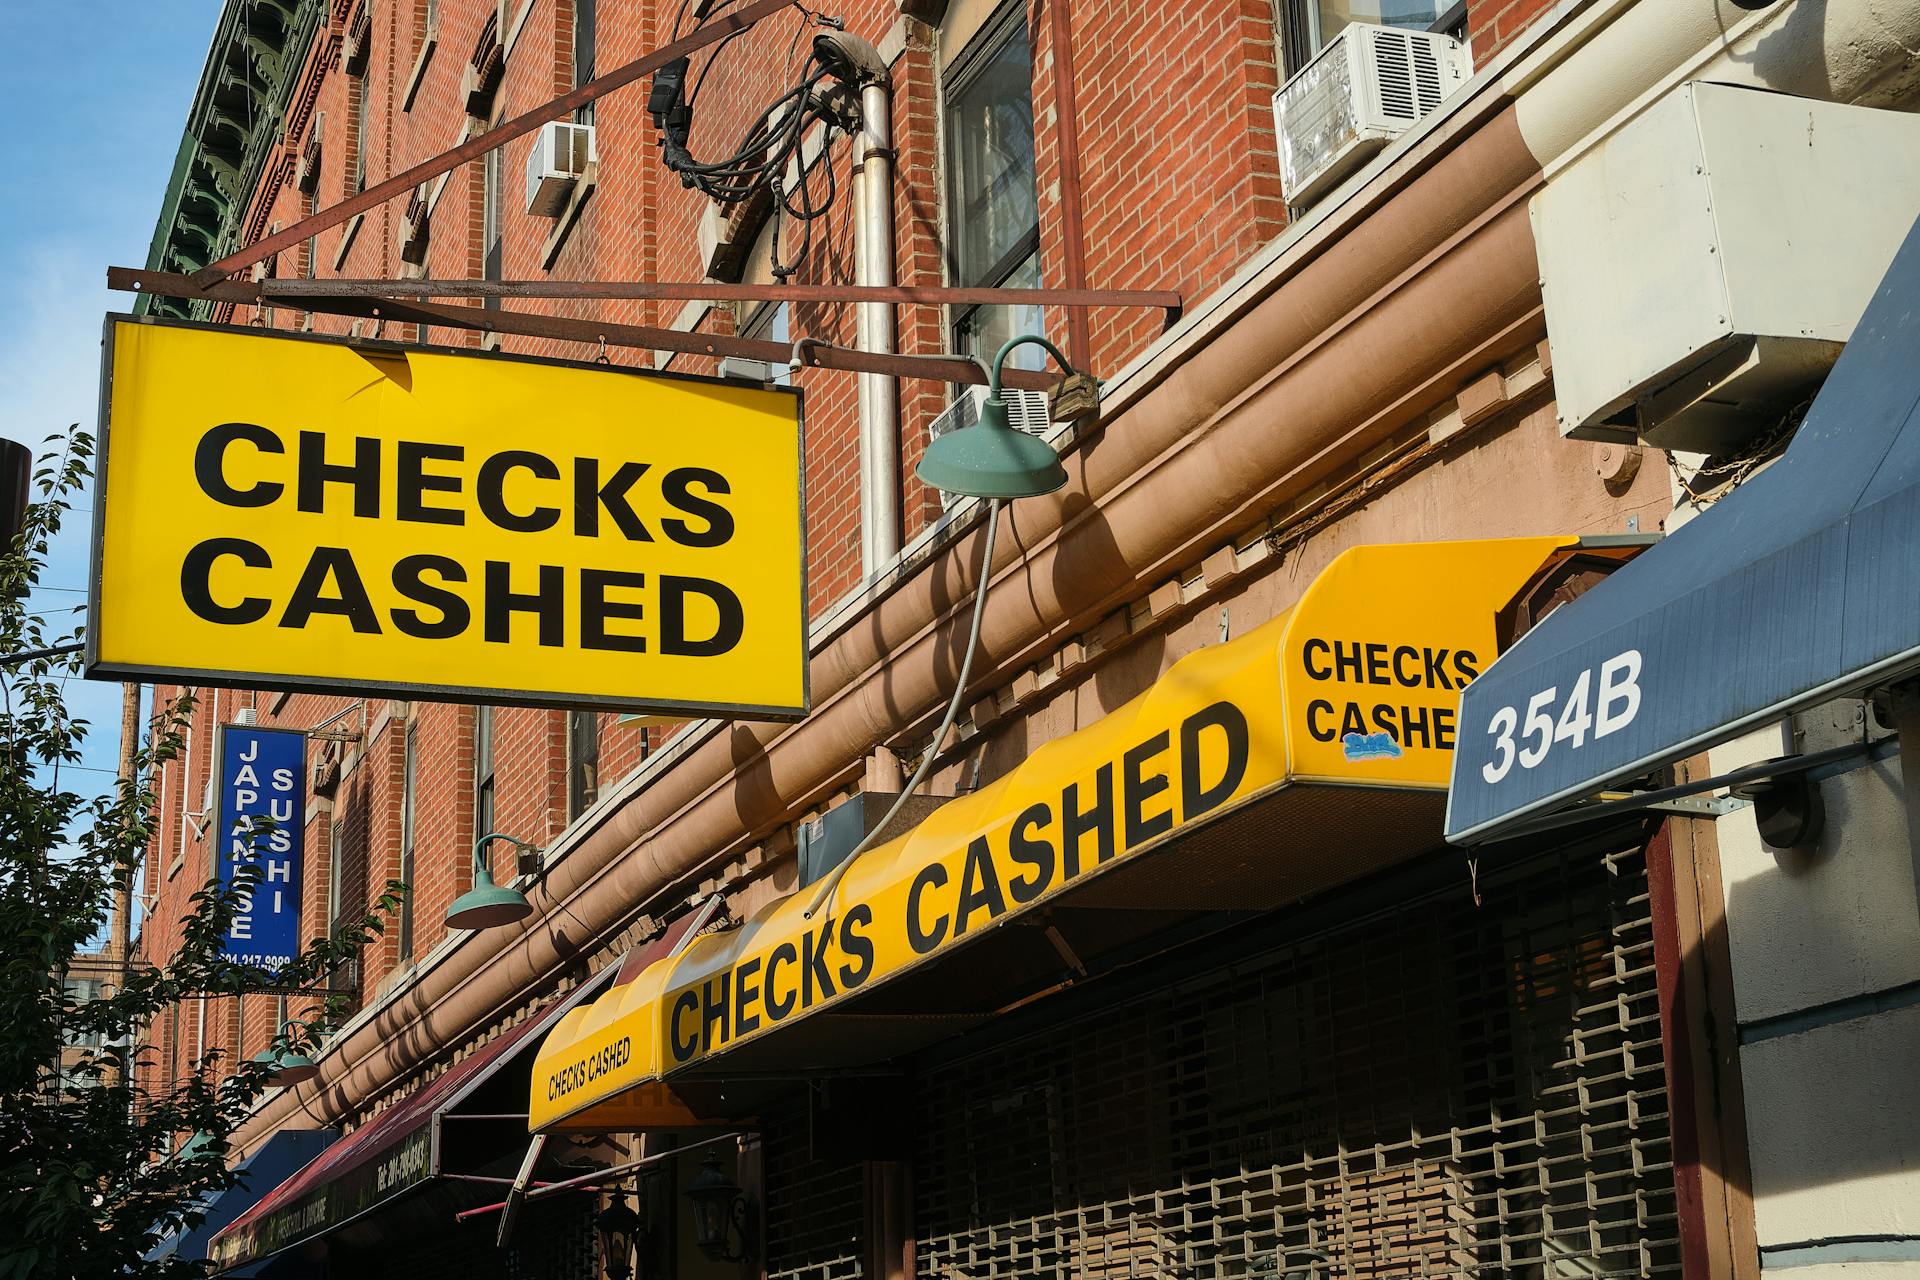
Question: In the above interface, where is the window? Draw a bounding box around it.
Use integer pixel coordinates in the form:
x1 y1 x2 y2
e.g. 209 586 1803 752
482 147 503 311
397 719 418 959
944 3 1044 372
1276 0 1456 73
567 711 600 819
326 804 345 930
62 977 103 1049
745 302 793 386
348 49 368 194
474 705 495 839
574 0 597 125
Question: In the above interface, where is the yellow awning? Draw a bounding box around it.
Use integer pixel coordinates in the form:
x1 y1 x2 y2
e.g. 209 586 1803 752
530 535 1577 1133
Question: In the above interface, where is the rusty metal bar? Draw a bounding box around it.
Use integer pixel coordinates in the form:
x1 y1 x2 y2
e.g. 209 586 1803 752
189 0 792 288
453 1130 747 1222
1045 0 1093 368
259 277 1183 310
111 267 1059 390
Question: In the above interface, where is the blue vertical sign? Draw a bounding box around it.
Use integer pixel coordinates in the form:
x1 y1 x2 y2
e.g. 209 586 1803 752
215 724 307 970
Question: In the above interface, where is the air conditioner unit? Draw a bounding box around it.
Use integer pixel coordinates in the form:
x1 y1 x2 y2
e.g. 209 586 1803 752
526 121 597 217
926 385 1053 507
1535 82 1920 451
1273 24 1471 211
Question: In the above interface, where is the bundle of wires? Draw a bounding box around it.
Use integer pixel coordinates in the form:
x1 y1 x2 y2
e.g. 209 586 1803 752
650 1 865 276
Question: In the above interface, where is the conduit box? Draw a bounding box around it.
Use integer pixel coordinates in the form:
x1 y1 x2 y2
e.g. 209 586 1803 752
1535 82 1920 452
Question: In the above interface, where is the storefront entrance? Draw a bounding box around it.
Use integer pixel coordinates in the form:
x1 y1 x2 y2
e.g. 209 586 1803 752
762 834 1681 1279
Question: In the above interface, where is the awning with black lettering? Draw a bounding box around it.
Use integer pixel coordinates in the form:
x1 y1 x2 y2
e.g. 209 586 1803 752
145 1128 336 1276
208 961 625 1273
530 535 1597 1133
1445 214 1920 843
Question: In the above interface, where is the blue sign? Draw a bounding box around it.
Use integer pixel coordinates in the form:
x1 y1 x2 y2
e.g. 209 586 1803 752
215 725 307 970
1447 213 1920 842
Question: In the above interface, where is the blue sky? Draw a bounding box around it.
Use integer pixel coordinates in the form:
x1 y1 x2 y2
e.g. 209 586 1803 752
0 5 219 919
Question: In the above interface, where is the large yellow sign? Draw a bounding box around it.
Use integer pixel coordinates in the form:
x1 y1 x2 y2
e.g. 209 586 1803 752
527 536 1574 1131
90 317 807 716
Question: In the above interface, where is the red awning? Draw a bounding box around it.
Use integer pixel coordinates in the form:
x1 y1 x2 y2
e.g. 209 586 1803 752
207 961 617 1272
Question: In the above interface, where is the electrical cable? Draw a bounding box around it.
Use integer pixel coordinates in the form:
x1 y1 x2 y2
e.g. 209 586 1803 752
803 500 1002 922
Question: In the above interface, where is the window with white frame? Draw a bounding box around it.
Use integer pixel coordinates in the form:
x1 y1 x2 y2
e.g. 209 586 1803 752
574 0 597 126
397 718 418 960
744 302 793 387
474 704 495 839
1275 0 1460 74
567 711 600 819
482 145 503 310
943 0 1045 375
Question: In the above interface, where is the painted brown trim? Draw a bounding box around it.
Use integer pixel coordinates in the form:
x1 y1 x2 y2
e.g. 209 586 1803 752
1647 792 1760 1280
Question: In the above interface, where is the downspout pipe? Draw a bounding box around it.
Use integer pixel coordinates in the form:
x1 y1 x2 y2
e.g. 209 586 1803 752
852 60 900 576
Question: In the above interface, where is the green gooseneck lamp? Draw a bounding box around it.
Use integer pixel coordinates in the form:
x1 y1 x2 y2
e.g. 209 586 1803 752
252 992 319 1086
916 334 1096 499
445 832 538 930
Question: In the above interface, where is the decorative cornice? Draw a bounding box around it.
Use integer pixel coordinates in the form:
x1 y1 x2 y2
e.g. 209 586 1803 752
141 0 327 319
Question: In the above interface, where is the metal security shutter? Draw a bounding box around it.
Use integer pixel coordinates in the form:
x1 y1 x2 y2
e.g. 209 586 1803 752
764 1105 867 1280
914 841 1679 1279
351 1195 599 1280
505 1196 601 1280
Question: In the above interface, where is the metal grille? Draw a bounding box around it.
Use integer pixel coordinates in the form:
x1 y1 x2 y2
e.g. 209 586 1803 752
505 1195 601 1280
354 1195 599 1280
765 1105 867 1280
914 843 1678 1279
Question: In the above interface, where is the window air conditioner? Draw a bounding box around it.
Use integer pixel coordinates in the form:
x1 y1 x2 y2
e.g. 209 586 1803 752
926 385 1053 508
526 121 597 217
1272 24 1471 211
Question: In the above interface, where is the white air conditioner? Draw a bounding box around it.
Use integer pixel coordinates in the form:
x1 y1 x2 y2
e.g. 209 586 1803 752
1273 24 1471 210
1535 82 1920 451
526 121 597 217
927 386 1053 507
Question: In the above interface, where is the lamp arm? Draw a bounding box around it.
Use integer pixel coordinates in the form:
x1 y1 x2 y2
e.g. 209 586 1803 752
989 334 1076 393
473 830 535 877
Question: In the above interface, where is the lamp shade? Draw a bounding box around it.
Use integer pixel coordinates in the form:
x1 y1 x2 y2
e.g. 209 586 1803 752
252 1044 319 1087
445 865 532 930
915 396 1068 499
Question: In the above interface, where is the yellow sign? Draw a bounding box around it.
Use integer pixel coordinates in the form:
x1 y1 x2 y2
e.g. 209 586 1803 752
527 536 1572 1131
90 317 807 716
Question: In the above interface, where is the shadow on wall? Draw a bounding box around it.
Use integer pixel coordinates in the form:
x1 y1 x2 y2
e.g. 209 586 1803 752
1714 698 1920 1225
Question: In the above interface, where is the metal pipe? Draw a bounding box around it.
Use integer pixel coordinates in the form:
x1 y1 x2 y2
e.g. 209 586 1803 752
260 277 1183 310
115 269 1064 392
854 80 900 576
453 1129 747 1221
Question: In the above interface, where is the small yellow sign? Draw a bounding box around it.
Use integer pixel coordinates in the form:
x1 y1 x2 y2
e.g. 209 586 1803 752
91 317 807 716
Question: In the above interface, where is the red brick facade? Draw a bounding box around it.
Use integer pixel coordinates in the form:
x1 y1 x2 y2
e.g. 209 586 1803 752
135 0 1543 1127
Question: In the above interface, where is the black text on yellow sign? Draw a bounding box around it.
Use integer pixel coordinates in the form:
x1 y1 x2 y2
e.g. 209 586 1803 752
90 318 808 716
659 700 1250 1066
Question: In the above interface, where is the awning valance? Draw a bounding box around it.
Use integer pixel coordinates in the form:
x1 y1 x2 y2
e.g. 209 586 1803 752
531 535 1579 1133
145 1128 336 1275
208 962 623 1273
1446 214 1920 843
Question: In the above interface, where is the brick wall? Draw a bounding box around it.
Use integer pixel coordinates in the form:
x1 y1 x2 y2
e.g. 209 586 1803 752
139 0 1493 1122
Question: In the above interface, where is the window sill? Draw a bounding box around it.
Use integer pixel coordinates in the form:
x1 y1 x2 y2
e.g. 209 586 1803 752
331 213 364 271
538 162 597 271
402 30 437 112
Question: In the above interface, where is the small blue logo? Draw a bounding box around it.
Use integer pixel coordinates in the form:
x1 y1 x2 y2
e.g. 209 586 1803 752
1342 731 1403 762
